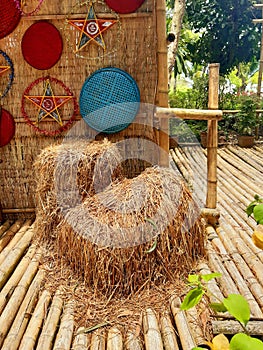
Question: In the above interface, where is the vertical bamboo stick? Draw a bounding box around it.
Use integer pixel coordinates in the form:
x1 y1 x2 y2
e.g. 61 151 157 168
72 327 89 350
125 331 143 350
143 308 164 350
156 0 169 167
90 329 106 350
206 63 220 209
19 290 51 350
107 327 123 350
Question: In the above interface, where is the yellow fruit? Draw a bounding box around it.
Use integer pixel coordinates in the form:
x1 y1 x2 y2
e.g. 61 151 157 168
252 224 263 250
206 333 230 350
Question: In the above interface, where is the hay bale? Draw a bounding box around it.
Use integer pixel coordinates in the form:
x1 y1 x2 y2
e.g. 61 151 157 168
34 139 124 239
54 166 206 296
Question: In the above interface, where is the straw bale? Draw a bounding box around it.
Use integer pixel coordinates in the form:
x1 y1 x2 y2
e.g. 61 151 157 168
34 138 124 239
52 166 205 296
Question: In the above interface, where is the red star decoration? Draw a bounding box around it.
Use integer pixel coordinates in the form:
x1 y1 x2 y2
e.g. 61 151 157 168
24 79 73 126
0 66 10 75
68 3 117 52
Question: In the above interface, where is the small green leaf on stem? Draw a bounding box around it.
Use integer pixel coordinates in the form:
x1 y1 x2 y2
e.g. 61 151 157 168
180 287 205 310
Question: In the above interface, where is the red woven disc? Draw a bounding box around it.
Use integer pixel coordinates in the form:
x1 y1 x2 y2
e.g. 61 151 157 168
0 0 21 39
0 108 15 147
22 21 63 70
104 0 145 13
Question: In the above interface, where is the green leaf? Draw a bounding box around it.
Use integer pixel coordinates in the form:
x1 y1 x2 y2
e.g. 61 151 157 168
188 274 200 284
230 333 263 350
254 204 263 224
145 239 157 254
201 272 222 282
192 348 206 350
210 302 228 313
222 294 250 326
145 218 158 230
246 202 256 217
180 287 205 310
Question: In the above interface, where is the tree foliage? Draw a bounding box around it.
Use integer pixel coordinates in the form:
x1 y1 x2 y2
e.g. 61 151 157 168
184 0 261 74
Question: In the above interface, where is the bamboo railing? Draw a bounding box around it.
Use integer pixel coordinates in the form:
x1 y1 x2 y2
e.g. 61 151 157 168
156 63 222 209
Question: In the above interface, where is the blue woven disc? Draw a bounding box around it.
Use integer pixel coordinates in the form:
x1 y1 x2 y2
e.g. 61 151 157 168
79 67 140 133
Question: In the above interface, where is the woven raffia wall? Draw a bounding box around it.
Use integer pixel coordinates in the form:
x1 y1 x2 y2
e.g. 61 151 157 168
0 0 160 211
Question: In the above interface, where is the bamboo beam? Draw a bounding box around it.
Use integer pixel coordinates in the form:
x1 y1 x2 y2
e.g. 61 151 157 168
143 308 164 350
156 0 169 167
53 301 75 350
19 290 52 350
36 290 64 350
156 107 222 120
206 63 220 209
212 320 263 336
2 208 35 214
2 269 45 350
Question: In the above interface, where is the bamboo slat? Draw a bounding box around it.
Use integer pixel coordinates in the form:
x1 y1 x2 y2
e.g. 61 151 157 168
53 301 75 350
160 312 180 350
0 221 11 238
0 244 37 314
0 219 32 253
72 328 90 350
90 330 106 350
106 327 123 350
0 251 40 347
0 225 35 289
2 269 45 350
185 307 208 347
36 290 64 350
124 331 143 350
170 297 196 350
212 320 263 336
143 308 164 350
228 146 263 173
19 290 52 350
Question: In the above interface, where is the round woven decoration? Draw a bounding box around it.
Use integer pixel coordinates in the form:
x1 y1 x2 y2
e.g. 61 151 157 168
0 0 21 39
14 0 45 16
104 0 145 13
22 21 63 70
79 67 140 133
21 76 78 136
0 50 14 99
0 108 15 147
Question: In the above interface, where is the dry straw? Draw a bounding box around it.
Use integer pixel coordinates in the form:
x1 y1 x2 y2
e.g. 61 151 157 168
34 138 124 239
53 166 205 296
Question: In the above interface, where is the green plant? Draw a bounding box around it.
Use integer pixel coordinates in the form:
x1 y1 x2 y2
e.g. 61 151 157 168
234 97 258 136
180 273 263 350
246 195 263 224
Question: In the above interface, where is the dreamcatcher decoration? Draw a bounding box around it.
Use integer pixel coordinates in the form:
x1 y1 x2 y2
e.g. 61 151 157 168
0 50 14 100
0 0 21 39
21 76 78 136
65 1 121 59
14 0 45 16
21 21 63 70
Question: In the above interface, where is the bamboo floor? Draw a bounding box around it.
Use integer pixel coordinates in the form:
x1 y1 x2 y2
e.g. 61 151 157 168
0 144 263 349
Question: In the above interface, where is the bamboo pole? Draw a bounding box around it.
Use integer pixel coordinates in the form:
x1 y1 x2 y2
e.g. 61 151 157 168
143 308 164 350
0 221 11 238
0 250 40 347
170 297 196 350
0 219 33 253
160 311 180 350
206 63 220 209
107 327 123 350
90 330 106 350
19 290 52 350
156 107 222 120
0 225 35 289
125 331 143 350
212 320 263 336
2 269 45 350
156 0 169 167
36 289 64 350
0 244 37 314
53 301 75 350
72 327 89 350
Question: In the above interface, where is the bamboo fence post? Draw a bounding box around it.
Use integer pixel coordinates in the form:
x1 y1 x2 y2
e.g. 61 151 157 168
156 0 169 167
36 289 64 350
142 308 164 350
206 63 220 209
19 290 51 350
2 269 45 350
0 250 41 347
